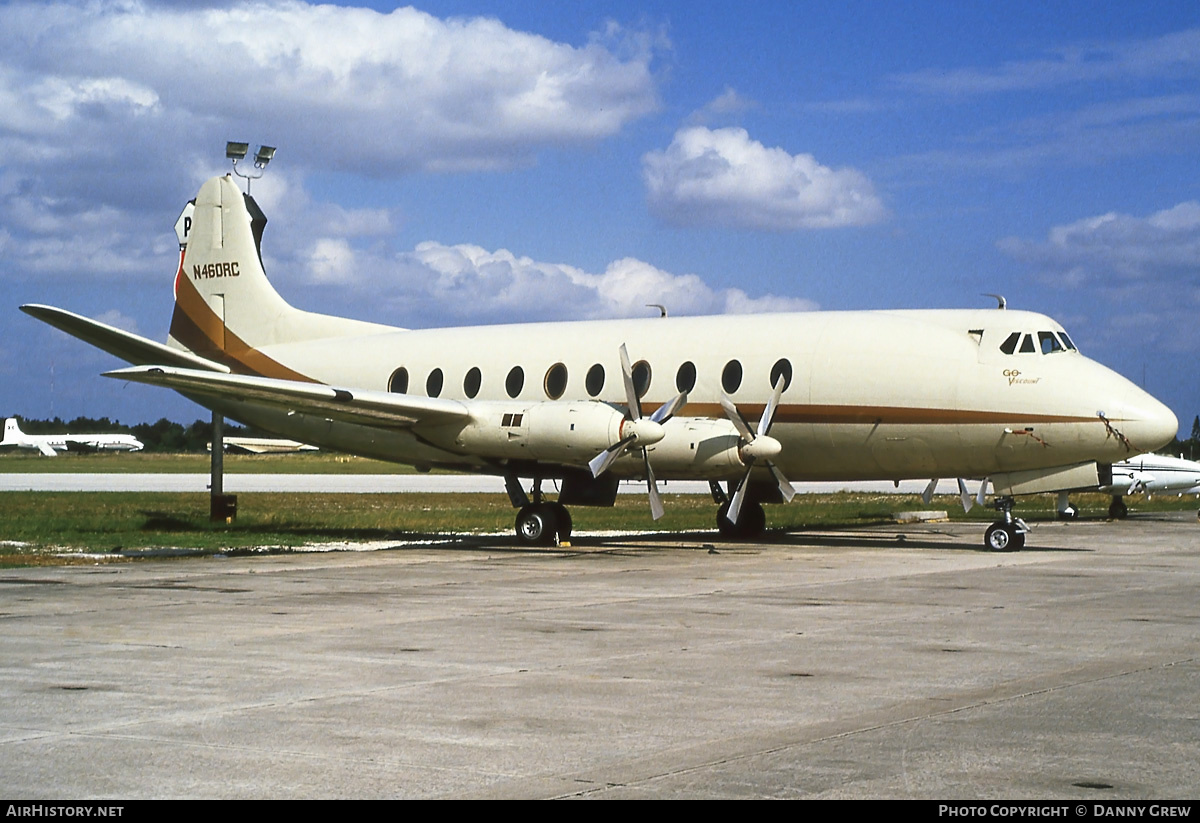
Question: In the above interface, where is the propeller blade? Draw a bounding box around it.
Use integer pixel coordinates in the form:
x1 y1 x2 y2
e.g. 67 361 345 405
618 343 641 420
957 477 974 513
589 434 636 477
644 449 664 520
922 478 938 506
720 394 755 441
649 391 687 424
768 462 796 502
759 375 786 437
726 469 751 524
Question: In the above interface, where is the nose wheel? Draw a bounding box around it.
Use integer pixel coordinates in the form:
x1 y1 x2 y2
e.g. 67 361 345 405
984 521 1023 552
985 495 1028 551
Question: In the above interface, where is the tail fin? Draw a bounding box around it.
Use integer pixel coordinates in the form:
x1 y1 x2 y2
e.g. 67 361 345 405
3 418 22 445
168 175 394 376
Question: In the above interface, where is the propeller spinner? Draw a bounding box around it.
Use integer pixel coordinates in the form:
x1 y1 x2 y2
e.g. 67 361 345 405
588 344 687 519
720 375 796 525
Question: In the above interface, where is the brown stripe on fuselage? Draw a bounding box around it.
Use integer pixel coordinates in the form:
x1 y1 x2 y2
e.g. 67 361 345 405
170 271 316 383
660 402 1102 426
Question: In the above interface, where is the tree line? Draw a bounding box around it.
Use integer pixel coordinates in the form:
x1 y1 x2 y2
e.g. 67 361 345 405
8 416 260 453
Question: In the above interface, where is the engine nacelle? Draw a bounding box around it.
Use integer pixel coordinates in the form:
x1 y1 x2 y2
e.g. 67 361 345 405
453 400 625 463
641 417 747 479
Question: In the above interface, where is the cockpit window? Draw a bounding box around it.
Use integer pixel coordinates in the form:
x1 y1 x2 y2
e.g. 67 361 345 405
1000 332 1020 355
1039 331 1064 354
1019 334 1036 353
1058 332 1077 351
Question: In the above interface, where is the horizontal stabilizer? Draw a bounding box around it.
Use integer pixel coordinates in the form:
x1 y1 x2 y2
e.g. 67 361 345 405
21 304 230 373
104 365 471 429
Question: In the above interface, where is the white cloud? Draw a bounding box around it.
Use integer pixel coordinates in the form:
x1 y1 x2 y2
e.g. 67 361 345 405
642 126 887 231
307 237 357 285
295 239 816 324
0 1 659 174
894 28 1200 95
686 86 756 124
998 201 1200 286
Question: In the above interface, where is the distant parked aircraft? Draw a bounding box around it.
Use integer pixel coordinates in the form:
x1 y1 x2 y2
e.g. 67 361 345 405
1 417 143 457
1052 452 1200 518
212 436 319 455
1100 453 1200 518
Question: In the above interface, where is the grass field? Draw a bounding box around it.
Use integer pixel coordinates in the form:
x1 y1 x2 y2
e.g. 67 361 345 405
1 484 1196 567
0 451 424 474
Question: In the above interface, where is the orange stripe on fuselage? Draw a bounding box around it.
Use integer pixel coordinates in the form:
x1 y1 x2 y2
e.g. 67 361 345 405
170 270 316 383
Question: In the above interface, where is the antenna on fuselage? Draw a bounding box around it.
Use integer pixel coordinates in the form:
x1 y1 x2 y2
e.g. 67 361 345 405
646 304 668 318
226 142 276 193
983 293 1007 310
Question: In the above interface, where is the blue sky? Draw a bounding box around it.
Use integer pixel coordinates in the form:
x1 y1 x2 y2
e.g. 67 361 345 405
2 0 1198 435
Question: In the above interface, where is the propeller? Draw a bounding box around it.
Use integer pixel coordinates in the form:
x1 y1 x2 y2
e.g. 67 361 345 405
588 344 687 520
720 375 796 525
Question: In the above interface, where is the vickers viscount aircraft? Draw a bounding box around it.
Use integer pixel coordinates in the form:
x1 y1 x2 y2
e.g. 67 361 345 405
21 175 1179 549
2 417 143 456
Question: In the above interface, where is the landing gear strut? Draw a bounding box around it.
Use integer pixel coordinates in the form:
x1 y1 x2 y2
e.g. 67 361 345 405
985 495 1028 552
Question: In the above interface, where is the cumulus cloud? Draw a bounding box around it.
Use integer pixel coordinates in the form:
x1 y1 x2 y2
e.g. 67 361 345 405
998 201 1200 287
0 1 659 175
642 126 887 231
293 239 816 325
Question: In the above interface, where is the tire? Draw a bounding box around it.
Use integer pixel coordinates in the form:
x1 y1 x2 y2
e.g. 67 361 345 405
1108 498 1128 519
716 500 766 540
551 503 572 541
515 504 558 546
985 522 1023 552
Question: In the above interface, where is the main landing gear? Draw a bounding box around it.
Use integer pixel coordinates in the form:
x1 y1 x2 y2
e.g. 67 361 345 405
711 480 767 540
508 474 573 547
1108 495 1128 519
515 501 572 546
984 495 1028 552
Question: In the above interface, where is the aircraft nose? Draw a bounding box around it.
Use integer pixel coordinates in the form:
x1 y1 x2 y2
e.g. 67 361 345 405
1107 386 1178 454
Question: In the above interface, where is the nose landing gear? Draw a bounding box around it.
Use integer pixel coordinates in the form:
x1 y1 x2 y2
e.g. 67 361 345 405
985 495 1028 551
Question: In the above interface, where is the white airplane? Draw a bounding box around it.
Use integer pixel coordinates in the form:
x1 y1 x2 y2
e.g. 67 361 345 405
213 437 319 455
20 174 1179 550
1078 453 1200 519
1 417 144 457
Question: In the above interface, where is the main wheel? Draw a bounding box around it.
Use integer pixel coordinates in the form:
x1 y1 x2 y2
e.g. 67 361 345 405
551 503 572 541
515 503 558 546
1108 497 1128 519
716 500 766 540
984 522 1023 552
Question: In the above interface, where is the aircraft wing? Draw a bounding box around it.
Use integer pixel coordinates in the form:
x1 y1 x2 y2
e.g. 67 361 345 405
104 365 471 429
20 304 230 373
37 442 58 457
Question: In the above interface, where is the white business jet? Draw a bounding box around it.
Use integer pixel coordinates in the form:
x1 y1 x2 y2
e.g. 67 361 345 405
20 174 1178 550
2 417 143 457
1073 453 1200 519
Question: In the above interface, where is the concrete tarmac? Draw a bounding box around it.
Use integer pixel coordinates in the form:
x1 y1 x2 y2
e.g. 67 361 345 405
1 514 1198 799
